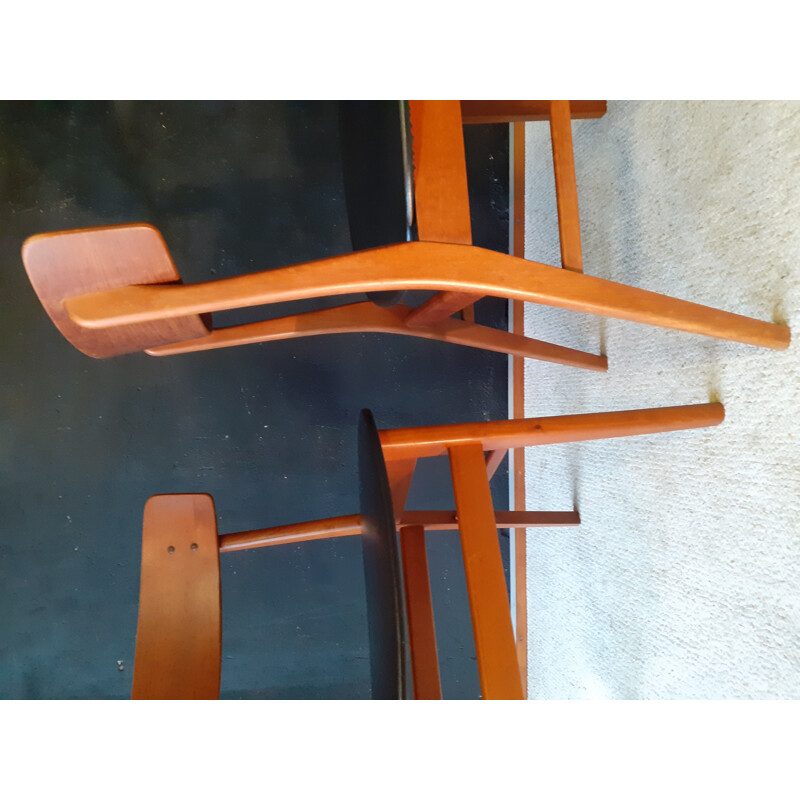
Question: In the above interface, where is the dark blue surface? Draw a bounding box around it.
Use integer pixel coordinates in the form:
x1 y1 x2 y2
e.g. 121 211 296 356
0 101 510 699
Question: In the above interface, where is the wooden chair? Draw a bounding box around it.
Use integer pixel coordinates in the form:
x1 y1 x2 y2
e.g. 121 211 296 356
132 401 724 700
21 101 789 368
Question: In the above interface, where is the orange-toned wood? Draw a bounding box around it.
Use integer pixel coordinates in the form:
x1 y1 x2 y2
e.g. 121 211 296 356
385 458 417 522
404 290 481 327
485 448 507 479
461 100 608 124
399 525 442 700
460 305 475 323
403 99 481 327
65 242 790 351
512 122 526 260
132 494 221 700
550 101 583 273
218 514 362 553
380 402 725 461
218 509 577 553
21 224 210 358
398 510 580 530
448 443 523 699
408 100 472 246
146 301 607 372
512 120 528 696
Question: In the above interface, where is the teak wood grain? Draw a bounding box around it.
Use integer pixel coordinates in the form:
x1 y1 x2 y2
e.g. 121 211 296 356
132 494 221 700
385 458 417 522
216 509 567 554
63 241 790 351
511 120 528 695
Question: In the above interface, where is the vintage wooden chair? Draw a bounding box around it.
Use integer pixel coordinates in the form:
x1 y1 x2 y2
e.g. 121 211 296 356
132 401 724 700
21 101 789 369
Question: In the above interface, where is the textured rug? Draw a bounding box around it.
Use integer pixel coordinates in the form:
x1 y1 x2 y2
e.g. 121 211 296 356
522 101 800 699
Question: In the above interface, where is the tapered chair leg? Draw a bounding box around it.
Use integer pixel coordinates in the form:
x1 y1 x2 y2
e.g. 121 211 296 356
400 525 443 700
448 442 524 700
60 242 789 352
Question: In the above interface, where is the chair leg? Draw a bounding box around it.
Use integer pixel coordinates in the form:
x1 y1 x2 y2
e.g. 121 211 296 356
132 494 221 700
399 525 443 700
405 99 481 325
485 448 507 479
65 242 789 351
398 510 580 530
145 301 607 372
448 442 524 700
385 458 417 523
549 100 584 273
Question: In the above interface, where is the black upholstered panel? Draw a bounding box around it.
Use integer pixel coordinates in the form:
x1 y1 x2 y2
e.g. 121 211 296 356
357 408 407 700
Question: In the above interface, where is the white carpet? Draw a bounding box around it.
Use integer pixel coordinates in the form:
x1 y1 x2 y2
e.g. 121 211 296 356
522 101 800 699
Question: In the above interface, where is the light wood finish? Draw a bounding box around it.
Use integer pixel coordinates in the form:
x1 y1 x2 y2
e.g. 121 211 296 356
448 443 524 699
132 494 221 700
380 403 725 461
461 100 608 124
550 101 584 272
399 510 580 530
512 120 528 695
21 224 210 358
65 241 789 351
146 301 608 372
399 525 442 700
218 514 362 552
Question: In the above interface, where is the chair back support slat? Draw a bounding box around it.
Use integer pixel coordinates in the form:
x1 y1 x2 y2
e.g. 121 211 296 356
132 494 221 700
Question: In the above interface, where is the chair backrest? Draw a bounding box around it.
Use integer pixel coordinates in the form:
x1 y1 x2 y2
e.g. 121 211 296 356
21 224 210 358
358 409 408 699
132 493 221 699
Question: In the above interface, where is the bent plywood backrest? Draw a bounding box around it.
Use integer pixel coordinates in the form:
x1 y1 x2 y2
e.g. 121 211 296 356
132 494 221 700
22 224 210 358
